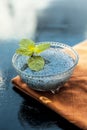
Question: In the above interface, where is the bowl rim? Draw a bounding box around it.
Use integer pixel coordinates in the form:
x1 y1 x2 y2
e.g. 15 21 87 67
12 42 79 78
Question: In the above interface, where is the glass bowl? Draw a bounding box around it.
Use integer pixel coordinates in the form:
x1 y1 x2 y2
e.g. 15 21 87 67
12 42 79 93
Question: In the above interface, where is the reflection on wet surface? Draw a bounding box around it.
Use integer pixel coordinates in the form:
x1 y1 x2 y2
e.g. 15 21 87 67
13 87 81 130
0 71 6 90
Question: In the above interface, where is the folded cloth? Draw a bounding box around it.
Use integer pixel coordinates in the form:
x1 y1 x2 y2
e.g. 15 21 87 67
12 41 87 130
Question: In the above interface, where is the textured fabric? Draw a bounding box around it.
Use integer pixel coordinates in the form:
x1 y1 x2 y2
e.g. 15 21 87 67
12 41 87 129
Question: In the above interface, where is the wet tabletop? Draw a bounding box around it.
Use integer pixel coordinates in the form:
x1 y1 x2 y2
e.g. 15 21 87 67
0 40 81 130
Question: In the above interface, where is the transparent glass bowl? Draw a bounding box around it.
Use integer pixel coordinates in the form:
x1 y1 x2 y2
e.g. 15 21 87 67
12 42 79 93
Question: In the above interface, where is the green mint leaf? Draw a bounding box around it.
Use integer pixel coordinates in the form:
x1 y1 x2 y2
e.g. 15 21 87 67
16 48 33 56
19 39 35 49
28 56 45 71
35 43 50 54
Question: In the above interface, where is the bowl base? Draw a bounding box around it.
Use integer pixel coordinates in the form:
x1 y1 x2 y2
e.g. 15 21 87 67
50 86 62 94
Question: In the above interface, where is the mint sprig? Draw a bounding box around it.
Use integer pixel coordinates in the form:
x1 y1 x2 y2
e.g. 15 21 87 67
16 39 50 71
28 56 45 71
16 39 35 56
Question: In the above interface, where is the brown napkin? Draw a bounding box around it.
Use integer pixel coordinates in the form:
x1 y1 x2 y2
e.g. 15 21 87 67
12 41 87 130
